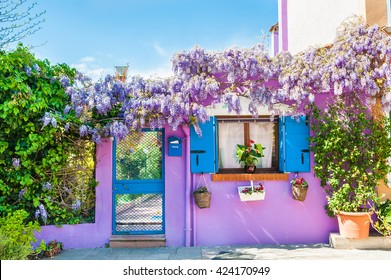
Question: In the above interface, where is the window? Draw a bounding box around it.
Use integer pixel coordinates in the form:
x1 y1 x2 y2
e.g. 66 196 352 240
217 116 279 173
387 0 391 27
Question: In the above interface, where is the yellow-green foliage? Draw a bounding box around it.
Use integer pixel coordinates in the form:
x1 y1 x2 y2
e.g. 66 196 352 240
0 210 40 260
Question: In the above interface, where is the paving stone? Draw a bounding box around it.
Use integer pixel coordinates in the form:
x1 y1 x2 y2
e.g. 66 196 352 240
51 243 391 260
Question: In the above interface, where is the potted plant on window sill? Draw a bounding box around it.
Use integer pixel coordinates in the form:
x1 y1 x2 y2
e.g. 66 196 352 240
236 140 265 173
310 95 391 239
238 181 265 201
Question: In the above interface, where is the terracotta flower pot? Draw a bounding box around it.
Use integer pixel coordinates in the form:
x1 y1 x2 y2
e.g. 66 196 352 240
244 165 256 173
336 211 372 239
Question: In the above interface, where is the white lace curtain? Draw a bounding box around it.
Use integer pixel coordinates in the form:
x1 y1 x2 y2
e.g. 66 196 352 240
218 122 274 168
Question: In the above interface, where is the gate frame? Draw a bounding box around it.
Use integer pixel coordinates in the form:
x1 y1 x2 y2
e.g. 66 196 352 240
112 128 165 235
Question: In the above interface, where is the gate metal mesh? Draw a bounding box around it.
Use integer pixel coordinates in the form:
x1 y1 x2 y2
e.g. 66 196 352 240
116 131 163 181
115 193 163 232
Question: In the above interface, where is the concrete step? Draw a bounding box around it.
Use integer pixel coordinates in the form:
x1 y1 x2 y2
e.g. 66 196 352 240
329 232 391 249
109 234 166 248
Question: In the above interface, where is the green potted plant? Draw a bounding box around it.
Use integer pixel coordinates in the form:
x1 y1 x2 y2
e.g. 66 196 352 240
44 240 63 258
310 95 391 239
236 140 265 173
291 176 309 202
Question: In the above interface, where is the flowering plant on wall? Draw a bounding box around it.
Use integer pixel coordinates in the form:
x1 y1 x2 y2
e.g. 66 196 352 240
291 175 309 202
238 182 266 201
290 177 308 188
241 183 264 195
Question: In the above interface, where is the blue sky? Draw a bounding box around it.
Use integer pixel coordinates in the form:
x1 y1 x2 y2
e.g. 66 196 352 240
23 0 278 80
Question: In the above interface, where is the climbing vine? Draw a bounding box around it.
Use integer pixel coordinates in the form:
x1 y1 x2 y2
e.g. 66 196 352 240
0 46 96 225
309 94 391 217
57 16 391 142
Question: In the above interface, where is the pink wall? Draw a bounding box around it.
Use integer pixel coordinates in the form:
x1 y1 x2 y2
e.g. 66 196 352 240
191 93 338 246
279 0 289 51
193 169 337 246
35 128 190 249
35 99 338 248
164 126 187 246
35 138 113 249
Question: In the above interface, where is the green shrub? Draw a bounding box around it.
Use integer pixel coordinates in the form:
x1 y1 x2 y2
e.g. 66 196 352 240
0 210 40 260
374 199 391 237
0 46 96 225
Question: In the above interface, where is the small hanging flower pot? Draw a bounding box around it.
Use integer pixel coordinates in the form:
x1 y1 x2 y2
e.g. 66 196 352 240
291 175 308 202
193 174 211 209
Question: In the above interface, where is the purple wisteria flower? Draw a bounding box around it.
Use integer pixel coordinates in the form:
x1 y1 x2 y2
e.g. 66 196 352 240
79 125 88 137
42 182 52 190
42 112 52 128
50 117 57 128
32 63 40 73
64 123 70 132
35 204 48 225
56 15 391 141
34 209 40 220
18 188 26 200
63 105 71 115
12 158 20 169
39 204 48 224
72 199 81 211
60 76 71 87
24 66 32 77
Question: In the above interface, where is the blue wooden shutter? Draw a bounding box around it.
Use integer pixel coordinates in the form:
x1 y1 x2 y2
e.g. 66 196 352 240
190 116 219 173
279 116 310 172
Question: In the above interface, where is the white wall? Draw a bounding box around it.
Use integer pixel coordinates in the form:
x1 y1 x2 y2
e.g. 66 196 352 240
286 0 362 54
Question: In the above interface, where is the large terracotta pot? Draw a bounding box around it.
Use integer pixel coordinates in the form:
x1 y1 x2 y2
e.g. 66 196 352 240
336 211 372 239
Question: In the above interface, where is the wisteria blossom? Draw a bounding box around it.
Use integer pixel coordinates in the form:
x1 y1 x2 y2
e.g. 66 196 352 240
12 158 20 169
72 199 81 211
42 182 52 190
35 203 48 225
46 16 391 142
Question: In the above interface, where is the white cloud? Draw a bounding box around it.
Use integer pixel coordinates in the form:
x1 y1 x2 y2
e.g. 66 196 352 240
153 43 169 57
71 53 175 82
80 56 95 63
129 62 173 79
71 56 114 82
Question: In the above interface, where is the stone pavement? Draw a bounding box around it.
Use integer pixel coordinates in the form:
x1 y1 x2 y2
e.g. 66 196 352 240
51 243 391 260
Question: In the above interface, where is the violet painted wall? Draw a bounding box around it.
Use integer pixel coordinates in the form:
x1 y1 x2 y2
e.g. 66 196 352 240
193 169 337 246
34 96 339 248
164 126 187 246
192 93 338 246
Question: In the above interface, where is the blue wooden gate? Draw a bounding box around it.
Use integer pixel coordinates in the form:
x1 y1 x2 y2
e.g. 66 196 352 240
112 129 165 235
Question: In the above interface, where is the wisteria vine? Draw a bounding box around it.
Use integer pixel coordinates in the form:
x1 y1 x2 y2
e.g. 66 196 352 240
49 16 391 142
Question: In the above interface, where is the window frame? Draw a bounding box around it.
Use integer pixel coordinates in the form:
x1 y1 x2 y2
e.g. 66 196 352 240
216 115 280 174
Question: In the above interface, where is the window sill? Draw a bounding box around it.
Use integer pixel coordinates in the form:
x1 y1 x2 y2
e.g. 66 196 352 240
211 173 289 182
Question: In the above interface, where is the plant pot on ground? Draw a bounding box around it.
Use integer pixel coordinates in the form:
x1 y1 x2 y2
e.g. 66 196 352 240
44 240 63 258
310 94 391 239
